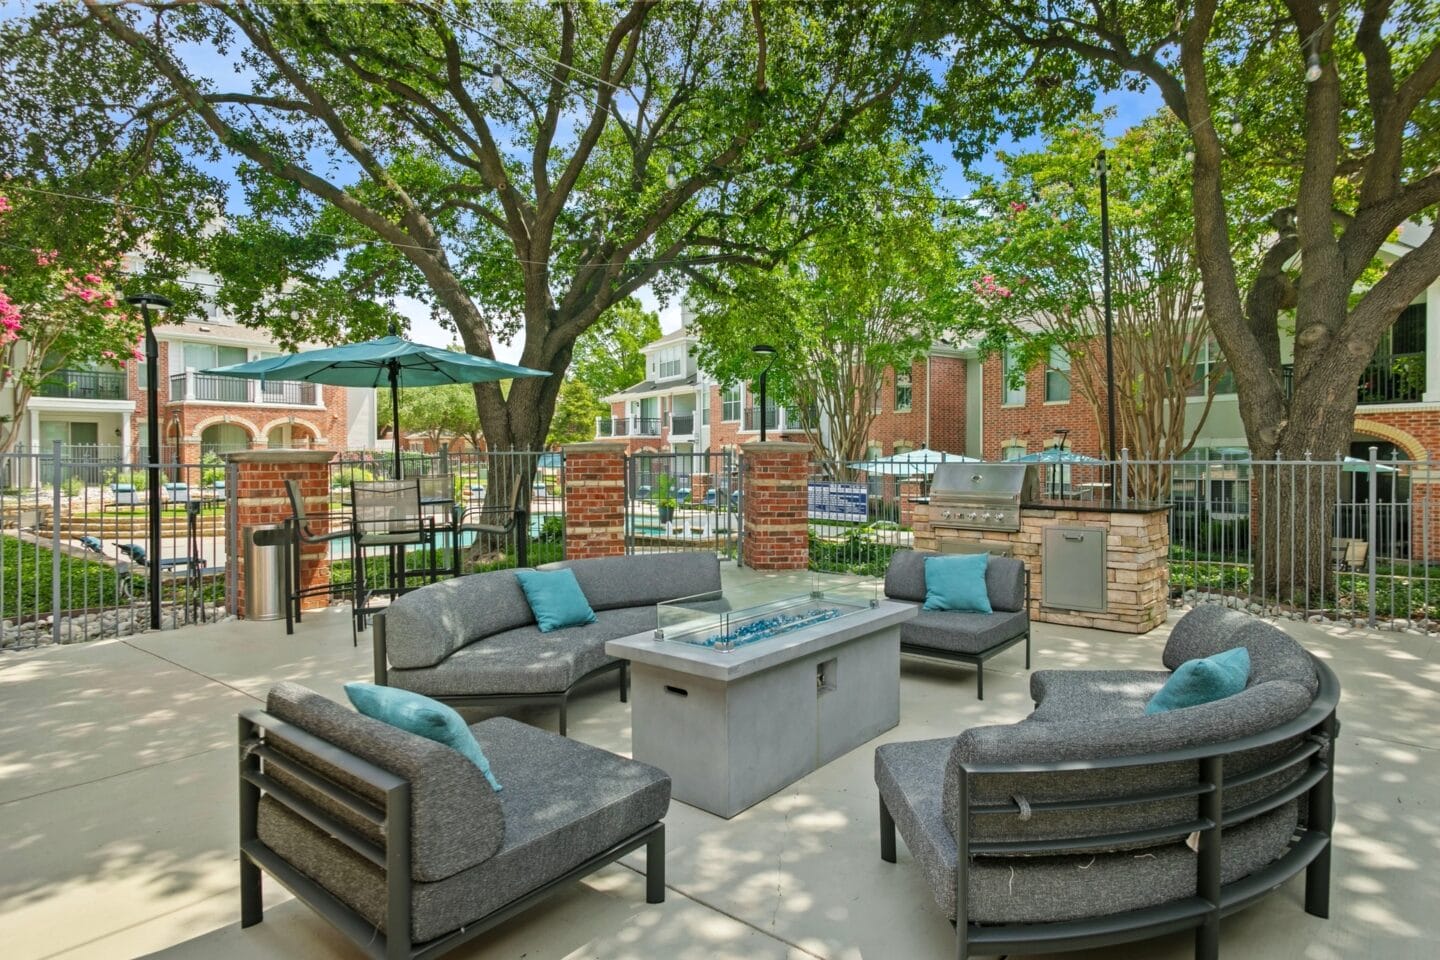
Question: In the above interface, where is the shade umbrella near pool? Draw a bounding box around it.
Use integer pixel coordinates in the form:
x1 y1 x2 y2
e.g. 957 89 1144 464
1013 448 1106 464
845 449 980 476
205 333 550 477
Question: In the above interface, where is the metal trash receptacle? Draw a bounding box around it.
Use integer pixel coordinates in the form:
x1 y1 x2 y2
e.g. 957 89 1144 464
243 524 288 621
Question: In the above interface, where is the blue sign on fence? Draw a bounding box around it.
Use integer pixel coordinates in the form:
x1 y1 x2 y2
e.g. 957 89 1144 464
808 481 868 522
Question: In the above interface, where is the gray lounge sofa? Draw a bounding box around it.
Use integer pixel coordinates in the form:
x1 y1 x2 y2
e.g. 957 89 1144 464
240 682 670 959
375 552 722 734
883 549 1030 699
874 604 1340 959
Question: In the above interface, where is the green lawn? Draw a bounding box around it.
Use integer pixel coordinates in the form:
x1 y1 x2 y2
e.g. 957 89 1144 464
0 536 129 619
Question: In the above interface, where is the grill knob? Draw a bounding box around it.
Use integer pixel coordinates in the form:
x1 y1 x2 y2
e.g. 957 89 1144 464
967 512 978 520
942 509 952 520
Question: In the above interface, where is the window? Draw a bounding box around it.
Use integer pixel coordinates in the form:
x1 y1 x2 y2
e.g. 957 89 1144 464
1001 441 1026 461
1189 338 1235 396
1045 345 1071 402
1003 345 1026 405
722 385 741 422
871 379 884 413
894 372 913 413
183 341 248 370
657 346 683 379
701 396 710 425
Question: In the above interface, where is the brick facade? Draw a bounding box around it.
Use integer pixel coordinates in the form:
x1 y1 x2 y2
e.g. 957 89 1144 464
981 343 1106 461
561 441 628 559
226 449 334 619
740 441 811 570
862 355 968 456
128 326 351 463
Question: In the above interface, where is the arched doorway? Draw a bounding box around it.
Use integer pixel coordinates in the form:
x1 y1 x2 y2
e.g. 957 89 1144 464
200 423 252 458
267 422 315 449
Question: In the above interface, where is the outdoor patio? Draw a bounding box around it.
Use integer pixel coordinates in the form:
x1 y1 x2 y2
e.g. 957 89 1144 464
2 565 1436 960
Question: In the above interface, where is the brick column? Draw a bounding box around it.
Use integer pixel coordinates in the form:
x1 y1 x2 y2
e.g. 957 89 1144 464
227 449 335 619
1411 470 1440 562
898 478 925 528
562 441 628 560
741 441 811 570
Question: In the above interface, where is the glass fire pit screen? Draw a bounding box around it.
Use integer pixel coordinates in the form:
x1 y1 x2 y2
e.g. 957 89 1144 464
656 580 878 652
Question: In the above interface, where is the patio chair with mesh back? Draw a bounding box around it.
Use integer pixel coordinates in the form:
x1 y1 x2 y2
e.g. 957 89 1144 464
350 479 426 644
416 472 462 579
282 479 354 636
457 476 530 568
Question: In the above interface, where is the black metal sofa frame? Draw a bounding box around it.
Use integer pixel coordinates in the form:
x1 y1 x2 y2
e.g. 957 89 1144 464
372 617 627 738
238 708 664 960
878 654 1340 960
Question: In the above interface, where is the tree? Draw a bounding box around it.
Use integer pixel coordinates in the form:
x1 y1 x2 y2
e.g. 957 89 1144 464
955 115 1250 500
569 297 661 400
547 379 606 447
0 190 143 454
13 2 936 458
689 143 958 467
929 0 1440 600
377 381 483 452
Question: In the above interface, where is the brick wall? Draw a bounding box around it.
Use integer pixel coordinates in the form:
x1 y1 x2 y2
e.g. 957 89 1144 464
561 441 628 558
226 449 335 618
741 441 810 570
864 355 967 456
981 342 1106 460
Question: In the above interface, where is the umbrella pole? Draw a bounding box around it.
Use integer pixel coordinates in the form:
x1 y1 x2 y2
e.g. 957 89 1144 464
390 360 402 479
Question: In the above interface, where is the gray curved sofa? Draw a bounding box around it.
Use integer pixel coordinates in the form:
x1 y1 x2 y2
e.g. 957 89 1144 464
374 552 721 735
875 604 1339 959
240 682 670 958
883 549 1030 699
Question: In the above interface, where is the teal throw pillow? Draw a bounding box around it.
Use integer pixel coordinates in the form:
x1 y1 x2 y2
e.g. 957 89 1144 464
923 554 992 614
344 682 502 791
1145 647 1251 715
514 568 597 632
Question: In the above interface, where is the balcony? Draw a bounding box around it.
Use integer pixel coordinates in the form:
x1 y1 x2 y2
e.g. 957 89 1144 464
595 416 663 438
36 368 127 401
742 406 783 432
168 370 319 406
670 412 695 436
1282 351 1425 405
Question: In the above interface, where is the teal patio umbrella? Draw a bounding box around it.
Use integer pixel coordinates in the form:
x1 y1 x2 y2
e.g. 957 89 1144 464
844 449 979 476
205 333 549 477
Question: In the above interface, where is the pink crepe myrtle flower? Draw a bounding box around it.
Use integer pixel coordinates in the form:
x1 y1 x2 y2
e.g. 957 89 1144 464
0 195 11 214
1010 200 1028 213
131 343 145 362
103 297 117 308
101 350 117 361
84 273 103 285
76 288 99 303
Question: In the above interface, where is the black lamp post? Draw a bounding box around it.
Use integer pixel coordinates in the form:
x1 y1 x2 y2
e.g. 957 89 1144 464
752 344 778 442
1096 150 1119 488
125 292 173 631
1053 427 1071 500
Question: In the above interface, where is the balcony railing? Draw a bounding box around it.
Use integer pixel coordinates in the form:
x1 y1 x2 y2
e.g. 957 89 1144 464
595 416 662 438
670 413 695 436
168 370 318 405
742 406 781 431
36 368 128 400
1282 351 1425 405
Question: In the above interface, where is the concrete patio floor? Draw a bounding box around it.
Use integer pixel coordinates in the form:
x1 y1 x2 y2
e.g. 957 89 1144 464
2 565 1437 960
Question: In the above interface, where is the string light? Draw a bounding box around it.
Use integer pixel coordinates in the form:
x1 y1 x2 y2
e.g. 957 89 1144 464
665 163 677 189
787 208 799 225
1230 120 1243 135
489 64 503 93
1184 149 1196 163
1305 53 1322 83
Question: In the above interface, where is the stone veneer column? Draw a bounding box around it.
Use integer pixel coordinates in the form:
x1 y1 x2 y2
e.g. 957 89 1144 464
226 449 335 619
562 441 628 560
741 440 811 571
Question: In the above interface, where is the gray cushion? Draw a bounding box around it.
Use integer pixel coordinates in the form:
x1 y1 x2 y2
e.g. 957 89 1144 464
383 571 535 669
540 552 721 611
875 736 1298 922
262 683 504 883
884 550 1026 612
945 679 1315 849
389 606 656 697
901 609 1029 656
1028 669 1171 721
1165 606 1318 694
257 716 670 943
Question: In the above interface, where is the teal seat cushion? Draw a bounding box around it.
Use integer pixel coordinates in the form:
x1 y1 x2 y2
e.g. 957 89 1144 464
1145 647 1251 715
344 682 502 791
923 554 992 614
514 568 598 633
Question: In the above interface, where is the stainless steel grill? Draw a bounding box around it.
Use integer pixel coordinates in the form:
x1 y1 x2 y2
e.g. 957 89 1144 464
928 462 1039 533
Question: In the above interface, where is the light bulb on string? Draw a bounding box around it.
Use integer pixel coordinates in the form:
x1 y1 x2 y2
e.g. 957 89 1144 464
1230 120 1243 135
787 207 799 225
1305 53 1322 83
665 163 677 189
1184 149 1196 163
489 64 502 93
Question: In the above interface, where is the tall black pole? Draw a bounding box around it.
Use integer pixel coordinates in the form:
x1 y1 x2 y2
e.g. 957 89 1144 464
1098 150 1119 489
389 360 402 479
758 366 769 442
127 292 172 631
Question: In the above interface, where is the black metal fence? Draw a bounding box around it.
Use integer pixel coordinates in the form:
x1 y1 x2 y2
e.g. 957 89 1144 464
625 450 738 559
0 443 225 649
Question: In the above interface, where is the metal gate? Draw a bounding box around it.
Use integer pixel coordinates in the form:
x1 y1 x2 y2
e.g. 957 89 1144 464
625 450 737 559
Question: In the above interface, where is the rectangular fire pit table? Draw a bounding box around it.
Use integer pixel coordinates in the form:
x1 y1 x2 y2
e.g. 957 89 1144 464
606 591 916 818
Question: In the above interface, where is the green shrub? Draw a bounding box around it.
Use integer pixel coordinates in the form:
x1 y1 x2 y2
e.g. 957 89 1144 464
200 451 226 486
103 467 146 490
808 533 897 577
61 475 84 497
331 465 374 488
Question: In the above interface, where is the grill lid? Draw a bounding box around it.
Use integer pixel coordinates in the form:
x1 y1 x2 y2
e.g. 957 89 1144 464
930 462 1037 500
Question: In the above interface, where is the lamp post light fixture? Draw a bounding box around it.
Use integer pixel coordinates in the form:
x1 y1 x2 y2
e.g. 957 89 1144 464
1095 151 1119 489
752 344 778 442
125 292 174 631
